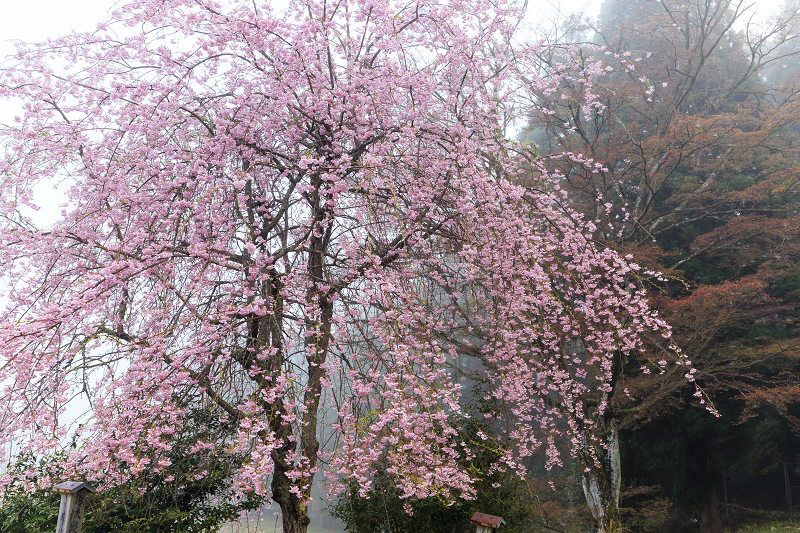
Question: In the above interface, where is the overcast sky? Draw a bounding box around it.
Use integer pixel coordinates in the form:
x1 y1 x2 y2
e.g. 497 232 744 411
1 0 117 48
0 0 602 47
1 0 783 59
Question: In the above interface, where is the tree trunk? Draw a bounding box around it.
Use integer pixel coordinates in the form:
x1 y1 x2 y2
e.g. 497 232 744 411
272 462 311 533
581 422 622 533
699 484 722 533
268 171 332 533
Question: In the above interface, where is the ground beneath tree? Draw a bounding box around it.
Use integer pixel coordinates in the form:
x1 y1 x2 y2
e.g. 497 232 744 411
730 521 800 533
219 519 340 532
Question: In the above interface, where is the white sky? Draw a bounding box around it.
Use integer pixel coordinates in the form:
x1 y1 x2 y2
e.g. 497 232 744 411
0 0 599 49
0 0 781 72
1 0 117 48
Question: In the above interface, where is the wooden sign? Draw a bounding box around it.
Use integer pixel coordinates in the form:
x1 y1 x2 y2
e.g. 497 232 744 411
52 481 95 533
470 512 506 533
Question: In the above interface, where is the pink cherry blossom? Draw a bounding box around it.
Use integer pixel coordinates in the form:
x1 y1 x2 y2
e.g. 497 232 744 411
0 1 699 532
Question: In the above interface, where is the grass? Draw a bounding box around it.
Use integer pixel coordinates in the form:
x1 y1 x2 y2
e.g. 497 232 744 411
730 521 800 532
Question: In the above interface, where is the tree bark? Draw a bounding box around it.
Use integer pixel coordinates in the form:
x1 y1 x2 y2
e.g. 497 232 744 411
272 461 311 533
699 484 722 533
581 422 622 533
266 166 332 532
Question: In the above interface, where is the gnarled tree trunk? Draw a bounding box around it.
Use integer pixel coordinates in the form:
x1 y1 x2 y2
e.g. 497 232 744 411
698 482 722 533
272 461 312 533
580 421 622 533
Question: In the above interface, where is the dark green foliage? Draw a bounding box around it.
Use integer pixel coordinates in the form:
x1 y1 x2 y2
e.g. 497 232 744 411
0 455 59 533
331 471 531 533
769 268 800 299
622 395 800 520
0 409 265 533
329 417 535 533
623 401 735 509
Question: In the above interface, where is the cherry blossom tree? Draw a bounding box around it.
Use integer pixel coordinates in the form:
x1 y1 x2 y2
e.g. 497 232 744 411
0 1 695 531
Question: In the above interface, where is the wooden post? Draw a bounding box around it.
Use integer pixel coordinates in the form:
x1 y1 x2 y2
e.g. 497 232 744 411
52 481 95 533
785 462 795 521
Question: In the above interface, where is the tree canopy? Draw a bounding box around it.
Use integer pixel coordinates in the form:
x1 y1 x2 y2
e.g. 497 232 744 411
0 1 700 532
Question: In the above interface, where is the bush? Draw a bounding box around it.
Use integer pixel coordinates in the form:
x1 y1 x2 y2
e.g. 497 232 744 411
329 416 536 533
0 409 265 533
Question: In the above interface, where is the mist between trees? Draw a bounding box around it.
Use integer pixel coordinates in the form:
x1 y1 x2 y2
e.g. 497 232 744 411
0 1 798 533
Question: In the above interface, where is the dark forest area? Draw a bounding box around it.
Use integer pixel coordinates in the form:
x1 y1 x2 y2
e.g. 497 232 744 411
520 0 800 531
